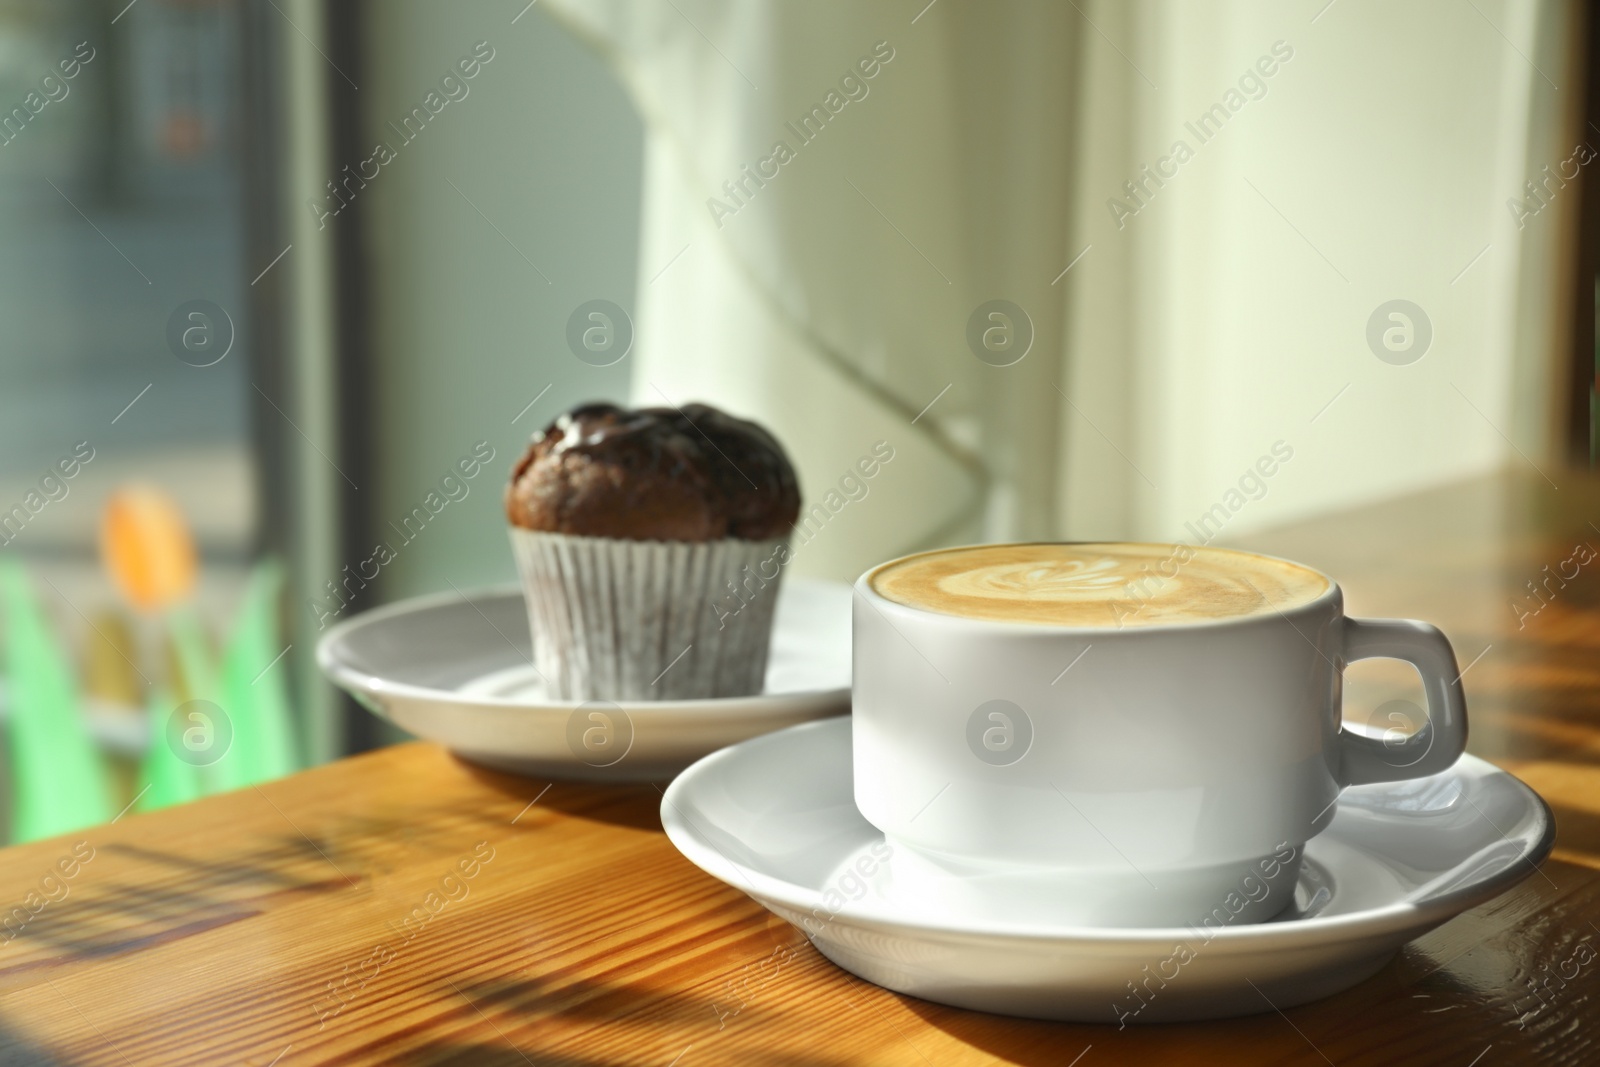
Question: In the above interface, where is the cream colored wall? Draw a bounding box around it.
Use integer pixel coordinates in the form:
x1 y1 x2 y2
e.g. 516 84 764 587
1061 0 1574 544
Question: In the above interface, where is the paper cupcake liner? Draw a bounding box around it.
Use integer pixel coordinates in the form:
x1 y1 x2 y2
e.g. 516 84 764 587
508 528 789 702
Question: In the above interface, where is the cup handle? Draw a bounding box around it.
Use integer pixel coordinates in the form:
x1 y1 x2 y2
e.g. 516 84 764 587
1336 617 1469 786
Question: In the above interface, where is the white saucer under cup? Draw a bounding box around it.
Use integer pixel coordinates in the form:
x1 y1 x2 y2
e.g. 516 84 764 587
851 544 1471 928
317 578 852 780
660 717 1554 1024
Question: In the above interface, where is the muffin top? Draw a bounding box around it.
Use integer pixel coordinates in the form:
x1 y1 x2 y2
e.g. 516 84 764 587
506 401 800 542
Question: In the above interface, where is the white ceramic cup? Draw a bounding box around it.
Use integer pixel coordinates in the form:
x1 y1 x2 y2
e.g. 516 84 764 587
851 543 1468 927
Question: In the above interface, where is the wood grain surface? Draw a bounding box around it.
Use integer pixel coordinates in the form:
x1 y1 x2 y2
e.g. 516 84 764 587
3 468 1598 1066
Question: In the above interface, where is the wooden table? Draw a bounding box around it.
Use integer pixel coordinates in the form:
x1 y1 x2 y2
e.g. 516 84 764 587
5 468 1599 1065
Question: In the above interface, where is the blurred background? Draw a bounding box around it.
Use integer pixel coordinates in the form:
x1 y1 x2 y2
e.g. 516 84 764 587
0 0 1593 840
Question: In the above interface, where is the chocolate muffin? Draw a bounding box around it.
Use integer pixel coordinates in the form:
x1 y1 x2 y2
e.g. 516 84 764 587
506 402 799 542
505 401 801 705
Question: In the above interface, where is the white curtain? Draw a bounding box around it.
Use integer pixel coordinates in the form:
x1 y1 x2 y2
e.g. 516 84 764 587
544 0 1084 582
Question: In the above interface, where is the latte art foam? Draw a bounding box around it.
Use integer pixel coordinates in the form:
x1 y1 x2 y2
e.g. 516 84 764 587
869 543 1329 627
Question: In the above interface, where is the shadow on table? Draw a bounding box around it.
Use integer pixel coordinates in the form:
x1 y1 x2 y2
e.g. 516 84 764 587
450 756 667 833
899 989 1320 1064
0 1021 66 1067
860 981 1105 1065
0 834 353 988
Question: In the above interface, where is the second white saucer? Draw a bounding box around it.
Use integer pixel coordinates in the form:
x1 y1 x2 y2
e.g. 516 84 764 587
661 717 1554 1023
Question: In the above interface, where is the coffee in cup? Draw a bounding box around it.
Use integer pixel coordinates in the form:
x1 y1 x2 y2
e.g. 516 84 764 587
870 541 1329 628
